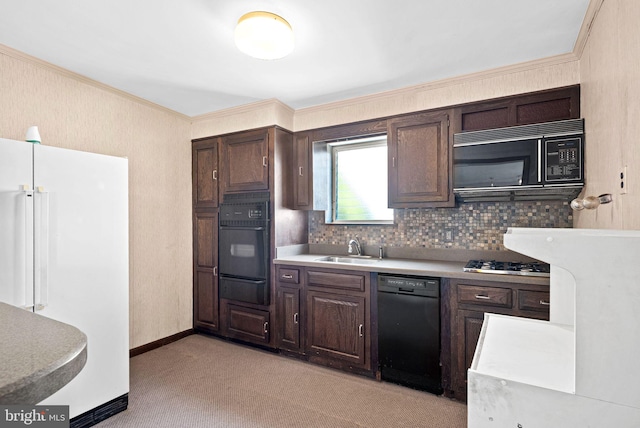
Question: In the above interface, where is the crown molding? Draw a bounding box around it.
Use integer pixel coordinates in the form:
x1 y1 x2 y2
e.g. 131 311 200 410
573 0 605 58
191 98 294 123
294 52 580 118
0 43 190 121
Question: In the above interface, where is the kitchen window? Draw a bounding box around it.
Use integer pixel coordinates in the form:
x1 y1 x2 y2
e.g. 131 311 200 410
326 135 394 224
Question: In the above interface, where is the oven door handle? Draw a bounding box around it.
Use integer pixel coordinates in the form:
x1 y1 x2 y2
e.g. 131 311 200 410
219 275 266 283
219 225 267 231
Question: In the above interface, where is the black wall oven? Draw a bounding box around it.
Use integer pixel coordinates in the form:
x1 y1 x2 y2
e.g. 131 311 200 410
219 193 270 305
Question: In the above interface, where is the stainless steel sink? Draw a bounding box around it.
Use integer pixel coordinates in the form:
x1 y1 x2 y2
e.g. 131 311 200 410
314 256 380 265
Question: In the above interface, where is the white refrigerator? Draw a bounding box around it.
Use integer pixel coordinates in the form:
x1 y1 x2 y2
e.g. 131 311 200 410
0 137 129 423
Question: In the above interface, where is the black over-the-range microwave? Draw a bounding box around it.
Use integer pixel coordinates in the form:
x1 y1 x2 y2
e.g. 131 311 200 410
453 118 584 202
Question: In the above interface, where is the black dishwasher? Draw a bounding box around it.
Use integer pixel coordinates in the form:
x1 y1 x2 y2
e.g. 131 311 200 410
378 274 442 394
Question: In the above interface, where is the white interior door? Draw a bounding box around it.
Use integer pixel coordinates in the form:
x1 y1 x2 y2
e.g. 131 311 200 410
0 138 34 309
33 144 129 418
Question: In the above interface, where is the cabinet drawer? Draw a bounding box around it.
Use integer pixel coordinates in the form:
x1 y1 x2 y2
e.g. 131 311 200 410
227 304 270 344
307 270 366 292
518 290 551 312
458 284 512 308
278 268 300 284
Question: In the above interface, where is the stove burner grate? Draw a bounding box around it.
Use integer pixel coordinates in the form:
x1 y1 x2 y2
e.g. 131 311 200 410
463 260 550 277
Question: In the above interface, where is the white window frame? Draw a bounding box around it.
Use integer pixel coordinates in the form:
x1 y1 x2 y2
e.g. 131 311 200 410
326 135 394 225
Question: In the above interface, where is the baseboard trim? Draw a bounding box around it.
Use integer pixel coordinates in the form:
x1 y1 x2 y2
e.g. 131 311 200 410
129 329 195 358
70 393 128 428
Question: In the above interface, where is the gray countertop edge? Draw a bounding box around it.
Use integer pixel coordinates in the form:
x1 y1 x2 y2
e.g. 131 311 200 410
0 302 88 405
274 252 550 286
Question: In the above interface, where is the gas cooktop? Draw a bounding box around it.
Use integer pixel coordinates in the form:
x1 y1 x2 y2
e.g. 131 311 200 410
463 260 551 277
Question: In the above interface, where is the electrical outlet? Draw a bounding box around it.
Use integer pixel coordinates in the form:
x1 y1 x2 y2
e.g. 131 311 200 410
620 166 628 195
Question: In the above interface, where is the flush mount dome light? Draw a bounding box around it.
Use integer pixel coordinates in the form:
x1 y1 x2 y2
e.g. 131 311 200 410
235 11 294 60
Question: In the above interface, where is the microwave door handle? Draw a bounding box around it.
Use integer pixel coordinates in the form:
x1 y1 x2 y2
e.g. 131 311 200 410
538 139 543 183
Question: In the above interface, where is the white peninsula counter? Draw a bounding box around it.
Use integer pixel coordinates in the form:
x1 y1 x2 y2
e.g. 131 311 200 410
468 228 640 427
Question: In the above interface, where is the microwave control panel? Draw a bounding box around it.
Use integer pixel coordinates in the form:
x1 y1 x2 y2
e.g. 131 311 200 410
545 137 583 182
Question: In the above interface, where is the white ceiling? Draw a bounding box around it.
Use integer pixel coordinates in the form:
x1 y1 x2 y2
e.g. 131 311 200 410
0 0 590 117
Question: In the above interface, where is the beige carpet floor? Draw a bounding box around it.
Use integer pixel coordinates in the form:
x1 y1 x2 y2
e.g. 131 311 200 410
96 334 467 427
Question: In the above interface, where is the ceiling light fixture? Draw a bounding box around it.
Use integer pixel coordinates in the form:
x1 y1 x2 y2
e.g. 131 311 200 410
234 11 294 60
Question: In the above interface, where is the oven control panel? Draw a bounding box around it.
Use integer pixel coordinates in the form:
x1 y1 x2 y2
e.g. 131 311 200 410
220 201 269 222
248 208 264 219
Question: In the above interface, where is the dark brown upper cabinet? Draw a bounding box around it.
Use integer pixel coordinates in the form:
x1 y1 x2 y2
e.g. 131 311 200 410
220 128 270 194
192 138 219 209
387 110 454 208
292 131 313 210
458 85 580 132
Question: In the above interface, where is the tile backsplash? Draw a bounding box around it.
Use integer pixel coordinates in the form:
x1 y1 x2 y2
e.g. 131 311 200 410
309 201 573 251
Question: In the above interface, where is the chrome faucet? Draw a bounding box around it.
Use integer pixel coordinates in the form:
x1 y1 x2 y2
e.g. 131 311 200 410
348 235 363 256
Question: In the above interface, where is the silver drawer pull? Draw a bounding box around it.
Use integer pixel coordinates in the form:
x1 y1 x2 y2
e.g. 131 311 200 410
264 322 269 333
293 313 299 324
282 274 293 279
358 324 364 337
262 156 268 167
539 300 550 306
474 295 491 300
212 170 217 180
299 166 303 176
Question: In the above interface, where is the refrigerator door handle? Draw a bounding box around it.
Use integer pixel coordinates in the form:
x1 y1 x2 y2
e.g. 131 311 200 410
34 187 49 311
22 186 35 310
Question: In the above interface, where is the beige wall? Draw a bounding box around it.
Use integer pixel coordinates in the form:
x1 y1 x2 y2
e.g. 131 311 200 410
577 0 640 229
0 47 193 349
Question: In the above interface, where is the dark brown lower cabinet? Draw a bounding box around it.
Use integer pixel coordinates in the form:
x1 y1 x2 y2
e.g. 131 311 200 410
275 266 303 353
456 309 485 386
305 268 371 373
276 285 302 352
194 270 218 331
193 211 218 333
448 278 550 401
274 265 373 375
225 303 270 344
306 290 366 367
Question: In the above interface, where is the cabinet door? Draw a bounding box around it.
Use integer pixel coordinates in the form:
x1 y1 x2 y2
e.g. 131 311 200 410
306 290 366 367
387 110 453 207
453 309 484 401
293 132 312 210
459 85 580 132
192 138 219 209
276 286 301 352
226 304 270 344
193 211 219 332
220 129 269 194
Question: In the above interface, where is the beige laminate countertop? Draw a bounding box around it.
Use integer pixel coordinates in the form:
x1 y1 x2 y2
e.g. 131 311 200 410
274 253 550 286
0 302 87 405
